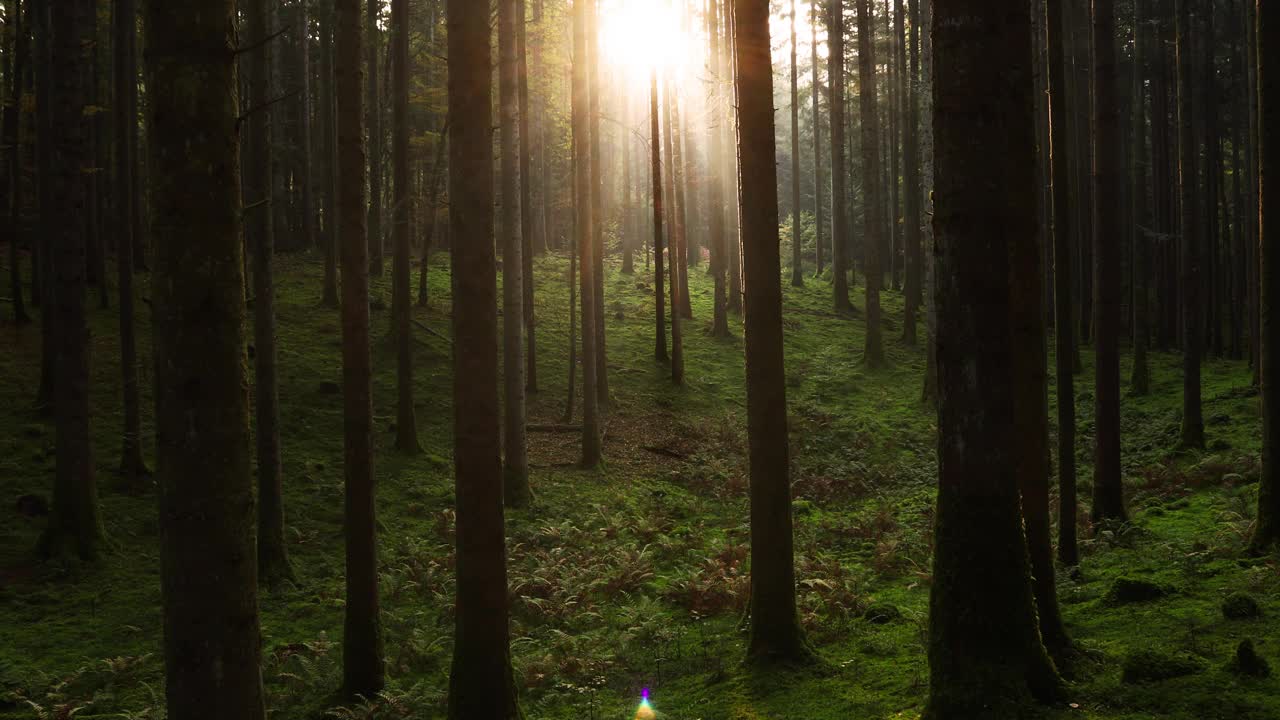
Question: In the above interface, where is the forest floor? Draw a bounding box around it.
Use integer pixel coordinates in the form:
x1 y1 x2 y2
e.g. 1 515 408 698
1 247 1277 720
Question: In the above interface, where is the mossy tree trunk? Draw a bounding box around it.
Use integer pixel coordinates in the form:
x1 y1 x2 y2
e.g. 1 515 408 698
735 0 818 667
336 0 384 697
40 0 103 562
926 0 1063 714
145 0 266 714
445 0 523 715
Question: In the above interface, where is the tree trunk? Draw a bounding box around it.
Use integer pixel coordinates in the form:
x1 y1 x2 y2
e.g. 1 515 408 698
575 0 601 467
1091 0 1127 522
1131 0 1151 394
1254 0 1279 552
828 0 853 313
4 0 30 325
444 1 522 715
336 0 384 696
320 3 339 307
663 78 684 385
390 0 421 457
146 0 266 713
902 0 921 345
1175 0 1204 448
33 0 54 412
857 0 883 366
246 0 293 587
39 0 103 561
651 70 668 364
790 0 804 287
1048 0 1079 567
518 0 538 394
811 0 825 276
708 0 729 336
499 0 530 505
588 0 607 407
735 0 817 667
299 0 317 252
366 0 383 277
926 0 1063 712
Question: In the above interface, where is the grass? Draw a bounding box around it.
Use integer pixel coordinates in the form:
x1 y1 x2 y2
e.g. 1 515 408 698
1 243 1277 719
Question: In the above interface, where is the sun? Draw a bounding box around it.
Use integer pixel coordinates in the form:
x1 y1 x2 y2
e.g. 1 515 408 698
598 0 700 90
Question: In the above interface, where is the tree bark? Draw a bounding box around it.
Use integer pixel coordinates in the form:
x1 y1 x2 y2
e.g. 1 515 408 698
651 70 668 364
828 0 853 313
445 1 523 715
336 0 384 696
39 0 103 561
926 0 1063 713
857 0 883 365
4 0 30 325
1131 0 1151 394
1175 0 1204 448
663 78 684 385
735 0 817 667
146 0 266 713
575 0 601 467
391 0 421 456
811 0 825 276
366 0 383 277
1254 0 1279 551
790 0 804 287
518 0 538 394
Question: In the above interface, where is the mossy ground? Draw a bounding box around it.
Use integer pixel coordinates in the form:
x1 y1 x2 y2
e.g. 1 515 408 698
1 247 1277 719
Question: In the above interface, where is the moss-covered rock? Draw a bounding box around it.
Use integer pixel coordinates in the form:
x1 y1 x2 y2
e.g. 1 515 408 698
1103 577 1172 605
1229 640 1271 678
1222 593 1262 620
863 603 901 624
1120 649 1205 683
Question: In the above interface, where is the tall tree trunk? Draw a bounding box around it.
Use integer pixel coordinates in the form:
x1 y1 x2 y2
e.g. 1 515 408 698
857 0 884 366
902 0 921 345
588 0 607 406
1048 0 1079 567
146 0 267 714
651 70 668 364
33 0 54 412
444 1 523 715
320 3 339 307
499 0 530 505
1092 0 1127 521
39 0 103 561
927 0 1063 711
672 82 692 319
366 0 383 277
1175 0 1204 448
4 0 30 325
828 0 853 313
391 0 421 455
246 0 293 587
723 0 742 316
663 78 684 385
518 0 538 394
1254 0 1279 552
1131 0 1151 394
336 0 384 696
811 0 825 276
298 0 317 252
789 0 804 287
736 0 817 666
708 0 729 336
575 0 601 467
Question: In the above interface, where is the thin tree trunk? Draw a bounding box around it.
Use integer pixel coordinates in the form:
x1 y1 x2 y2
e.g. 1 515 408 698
829 0 853 313
663 77 684 385
651 71 668 364
320 3 339 307
336 0 384 696
811 0 825 276
1175 0 1204 449
1131 0 1151 394
518 0 538 394
391 0 421 455
902 0 921 345
857 0 883 365
367 0 383 277
6 0 30 325
790 0 804 288
575 0 601 467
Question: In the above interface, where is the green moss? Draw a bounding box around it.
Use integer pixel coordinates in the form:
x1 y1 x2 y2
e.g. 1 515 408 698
1222 593 1263 620
2 253 1279 719
1121 649 1205 683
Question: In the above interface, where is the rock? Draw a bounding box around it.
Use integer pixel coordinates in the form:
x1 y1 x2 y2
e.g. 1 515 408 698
317 380 340 395
1221 473 1246 486
15 494 49 518
1230 640 1271 678
1222 593 1262 620
1103 577 1171 605
863 603 902 624
1121 649 1205 683
1208 413 1232 426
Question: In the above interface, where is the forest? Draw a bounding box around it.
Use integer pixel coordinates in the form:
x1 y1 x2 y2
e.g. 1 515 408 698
0 0 1277 717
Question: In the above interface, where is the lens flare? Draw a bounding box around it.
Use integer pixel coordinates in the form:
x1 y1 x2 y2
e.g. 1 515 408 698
634 688 656 720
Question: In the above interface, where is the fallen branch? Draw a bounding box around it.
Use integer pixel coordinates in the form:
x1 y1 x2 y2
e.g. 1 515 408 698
640 445 687 460
527 424 583 434
413 318 451 344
